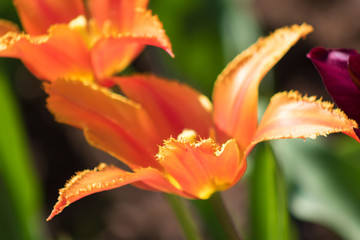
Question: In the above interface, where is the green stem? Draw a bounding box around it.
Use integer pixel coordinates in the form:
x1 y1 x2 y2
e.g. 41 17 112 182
164 194 203 240
208 192 242 240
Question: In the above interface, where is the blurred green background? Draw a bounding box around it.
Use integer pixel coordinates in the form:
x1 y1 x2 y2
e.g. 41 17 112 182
1 0 360 239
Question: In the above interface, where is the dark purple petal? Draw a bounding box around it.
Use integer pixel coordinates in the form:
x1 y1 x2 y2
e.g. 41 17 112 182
308 47 360 138
348 54 360 89
355 128 360 138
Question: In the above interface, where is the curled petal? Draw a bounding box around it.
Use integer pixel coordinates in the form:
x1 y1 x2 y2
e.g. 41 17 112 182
213 24 313 148
131 10 172 56
114 75 213 139
157 138 245 199
250 91 358 152
47 163 171 220
92 10 173 80
45 79 162 170
0 25 92 81
0 20 19 35
308 47 360 128
13 0 85 35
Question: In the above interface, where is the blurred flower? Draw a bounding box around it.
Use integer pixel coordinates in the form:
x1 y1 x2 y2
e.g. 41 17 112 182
45 24 357 220
0 0 173 86
308 47 360 141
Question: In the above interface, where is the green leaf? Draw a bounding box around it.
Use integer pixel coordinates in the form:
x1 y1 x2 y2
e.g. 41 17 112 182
220 0 262 61
249 142 296 240
0 63 44 240
148 0 225 96
272 137 360 240
0 0 18 23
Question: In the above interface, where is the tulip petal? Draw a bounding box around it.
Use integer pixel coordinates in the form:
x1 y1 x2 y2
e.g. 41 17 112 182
45 79 162 169
213 24 313 148
92 10 173 80
131 10 172 56
114 75 213 139
0 25 92 82
46 163 172 220
308 48 360 139
158 138 245 199
0 20 19 35
89 0 149 31
348 54 360 90
344 129 360 143
13 0 84 35
250 91 359 152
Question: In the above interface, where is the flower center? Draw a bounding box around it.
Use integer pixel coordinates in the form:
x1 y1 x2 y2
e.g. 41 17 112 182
177 129 198 143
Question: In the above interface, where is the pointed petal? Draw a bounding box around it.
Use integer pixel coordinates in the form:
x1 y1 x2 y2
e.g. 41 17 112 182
0 20 19 35
13 0 84 35
113 74 213 139
44 79 162 169
47 163 171 220
131 10 172 56
308 48 360 138
92 10 173 80
0 25 92 81
250 91 358 152
213 24 313 148
344 129 360 143
158 138 245 199
89 0 149 31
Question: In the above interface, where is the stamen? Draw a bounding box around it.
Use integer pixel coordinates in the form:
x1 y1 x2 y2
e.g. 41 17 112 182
177 129 198 143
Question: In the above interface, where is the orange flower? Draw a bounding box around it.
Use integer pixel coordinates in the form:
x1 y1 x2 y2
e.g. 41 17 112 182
45 24 358 220
0 0 173 86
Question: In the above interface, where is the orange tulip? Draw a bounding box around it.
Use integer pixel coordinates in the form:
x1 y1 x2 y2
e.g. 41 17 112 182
45 24 358 220
0 0 173 86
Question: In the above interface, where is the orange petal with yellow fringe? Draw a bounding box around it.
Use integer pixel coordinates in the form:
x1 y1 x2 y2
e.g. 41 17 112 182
158 137 245 199
92 10 173 81
212 24 313 148
45 79 162 170
0 24 92 81
248 91 358 153
46 163 181 221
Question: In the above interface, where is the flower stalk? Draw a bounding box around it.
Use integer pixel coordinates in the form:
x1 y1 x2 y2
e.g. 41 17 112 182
208 192 242 240
164 194 203 240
